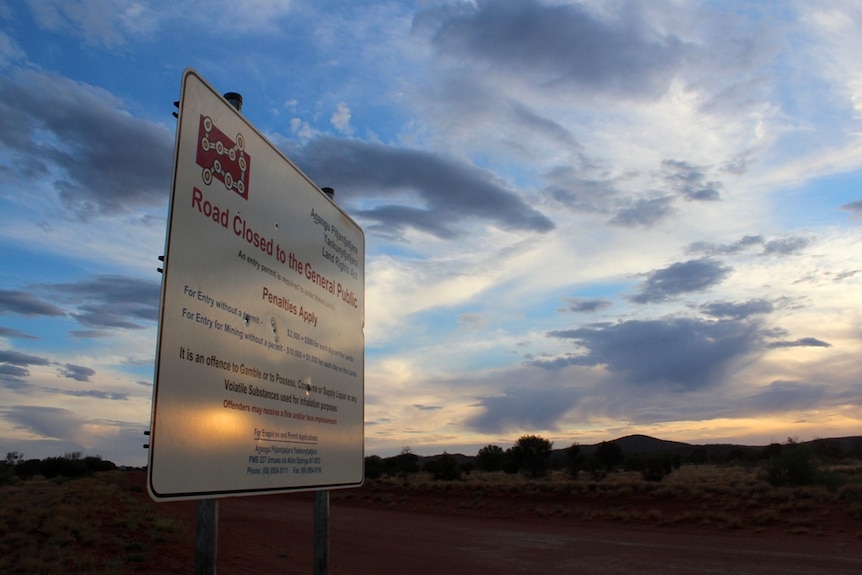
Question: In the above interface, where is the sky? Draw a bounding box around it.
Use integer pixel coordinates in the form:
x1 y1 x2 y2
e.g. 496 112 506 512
1 0 861 466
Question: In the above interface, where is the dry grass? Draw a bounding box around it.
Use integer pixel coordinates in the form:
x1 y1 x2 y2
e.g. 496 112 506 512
0 471 182 575
342 460 862 535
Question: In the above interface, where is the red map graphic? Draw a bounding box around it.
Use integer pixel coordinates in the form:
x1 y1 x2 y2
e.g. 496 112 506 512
196 115 250 200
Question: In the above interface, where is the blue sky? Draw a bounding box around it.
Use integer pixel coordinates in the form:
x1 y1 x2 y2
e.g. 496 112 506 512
1 0 860 466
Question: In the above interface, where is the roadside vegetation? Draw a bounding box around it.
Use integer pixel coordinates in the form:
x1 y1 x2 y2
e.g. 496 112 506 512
0 452 182 575
351 435 862 537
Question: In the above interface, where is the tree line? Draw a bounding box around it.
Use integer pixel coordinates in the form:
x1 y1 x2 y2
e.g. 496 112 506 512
1 451 117 485
364 435 861 488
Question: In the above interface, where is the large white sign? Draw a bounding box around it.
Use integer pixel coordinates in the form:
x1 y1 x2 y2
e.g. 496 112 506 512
148 69 364 500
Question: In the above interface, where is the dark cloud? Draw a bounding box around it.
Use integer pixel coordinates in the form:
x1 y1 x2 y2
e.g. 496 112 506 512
0 290 66 317
41 275 160 330
0 70 173 218
834 270 860 282
289 137 554 239
610 196 674 228
425 0 687 99
0 363 30 389
60 389 129 400
544 167 618 214
744 380 828 412
660 159 722 201
699 299 774 320
688 234 810 257
412 404 442 411
0 349 52 367
631 259 731 304
562 298 611 313
841 199 862 213
542 317 761 391
0 349 51 389
767 337 831 349
467 384 581 434
687 234 764 256
0 326 38 340
58 363 96 382
4 405 85 440
762 237 810 256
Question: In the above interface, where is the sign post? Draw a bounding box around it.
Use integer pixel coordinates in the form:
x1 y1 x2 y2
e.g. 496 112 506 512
149 69 364 501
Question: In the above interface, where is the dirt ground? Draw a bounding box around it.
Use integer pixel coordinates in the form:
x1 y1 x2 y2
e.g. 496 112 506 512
126 473 862 575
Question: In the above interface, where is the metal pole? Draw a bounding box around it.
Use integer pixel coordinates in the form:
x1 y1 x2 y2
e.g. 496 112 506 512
313 490 330 575
314 186 335 575
195 499 218 575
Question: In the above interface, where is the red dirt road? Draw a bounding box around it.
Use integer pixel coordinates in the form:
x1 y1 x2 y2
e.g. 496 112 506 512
137 479 862 575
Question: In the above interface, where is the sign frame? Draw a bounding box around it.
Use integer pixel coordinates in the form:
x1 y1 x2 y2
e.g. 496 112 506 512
148 69 364 501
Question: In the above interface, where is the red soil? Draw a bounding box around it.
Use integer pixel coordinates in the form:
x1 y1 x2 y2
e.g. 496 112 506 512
125 473 862 575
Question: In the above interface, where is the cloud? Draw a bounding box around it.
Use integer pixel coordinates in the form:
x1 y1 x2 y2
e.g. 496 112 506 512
762 237 811 256
0 349 51 388
0 326 38 340
767 337 831 349
631 259 731 304
610 196 675 228
40 275 160 330
688 235 811 257
543 317 762 391
0 290 66 317
687 235 765 256
660 159 722 201
0 69 173 218
561 298 612 314
841 199 862 213
744 380 828 412
467 379 583 434
426 0 687 100
699 299 774 320
412 404 442 412
289 136 555 238
58 388 129 400
58 363 96 382
0 349 52 367
330 103 353 135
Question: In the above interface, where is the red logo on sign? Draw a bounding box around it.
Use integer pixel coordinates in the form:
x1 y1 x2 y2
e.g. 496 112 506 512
196 115 250 200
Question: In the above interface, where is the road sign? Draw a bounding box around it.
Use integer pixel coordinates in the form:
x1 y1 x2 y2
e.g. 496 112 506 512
148 69 364 500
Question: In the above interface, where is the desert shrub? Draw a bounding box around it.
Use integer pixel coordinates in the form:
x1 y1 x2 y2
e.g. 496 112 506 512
638 454 679 482
510 435 553 478
563 443 582 479
424 453 462 481
364 455 386 479
476 444 505 472
762 441 844 491
595 441 625 472
0 463 17 486
583 456 607 481
384 448 420 476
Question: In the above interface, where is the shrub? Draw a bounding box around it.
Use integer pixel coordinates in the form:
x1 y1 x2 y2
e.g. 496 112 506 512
563 443 582 479
510 435 553 478
424 453 462 481
476 444 505 472
638 454 678 482
762 441 844 490
385 447 420 476
364 455 386 479
595 441 625 472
